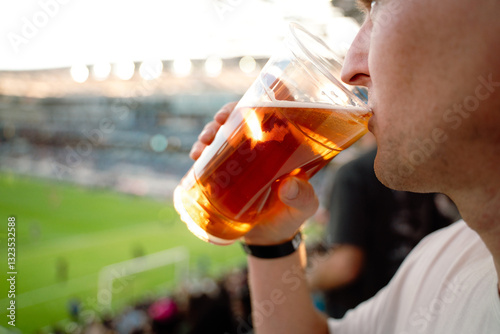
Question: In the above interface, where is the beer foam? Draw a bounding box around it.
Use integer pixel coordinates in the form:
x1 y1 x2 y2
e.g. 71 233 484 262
254 74 370 113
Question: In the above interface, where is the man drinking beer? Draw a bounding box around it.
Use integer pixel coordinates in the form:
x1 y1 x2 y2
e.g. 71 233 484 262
191 0 500 332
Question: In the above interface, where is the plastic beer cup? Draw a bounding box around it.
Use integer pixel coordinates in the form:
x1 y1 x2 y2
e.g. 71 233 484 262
174 23 372 245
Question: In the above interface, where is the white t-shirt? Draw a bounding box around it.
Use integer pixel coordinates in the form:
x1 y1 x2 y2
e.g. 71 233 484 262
328 220 500 334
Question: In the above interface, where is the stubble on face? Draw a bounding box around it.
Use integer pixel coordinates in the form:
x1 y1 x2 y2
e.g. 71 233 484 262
367 0 500 194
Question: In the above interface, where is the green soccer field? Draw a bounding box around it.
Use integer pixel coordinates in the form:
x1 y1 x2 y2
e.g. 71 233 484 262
0 172 246 333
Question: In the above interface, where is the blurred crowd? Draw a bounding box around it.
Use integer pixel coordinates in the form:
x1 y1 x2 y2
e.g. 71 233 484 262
45 267 253 334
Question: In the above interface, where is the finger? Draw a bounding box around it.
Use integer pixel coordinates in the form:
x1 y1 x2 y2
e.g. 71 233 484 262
278 177 319 218
191 102 237 161
198 121 220 145
214 101 237 125
189 141 207 160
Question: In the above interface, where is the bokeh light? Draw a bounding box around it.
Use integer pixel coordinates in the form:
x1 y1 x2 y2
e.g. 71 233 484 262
167 136 182 150
239 56 256 74
92 62 111 81
113 61 135 80
70 64 89 83
172 58 192 77
150 134 168 152
204 56 223 77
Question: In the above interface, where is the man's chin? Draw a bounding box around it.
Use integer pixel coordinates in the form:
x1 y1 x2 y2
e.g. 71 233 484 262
373 153 420 192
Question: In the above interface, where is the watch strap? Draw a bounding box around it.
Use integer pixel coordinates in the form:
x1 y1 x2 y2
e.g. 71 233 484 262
240 232 302 259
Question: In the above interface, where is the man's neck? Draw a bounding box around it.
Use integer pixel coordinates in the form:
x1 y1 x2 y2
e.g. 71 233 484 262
453 185 500 291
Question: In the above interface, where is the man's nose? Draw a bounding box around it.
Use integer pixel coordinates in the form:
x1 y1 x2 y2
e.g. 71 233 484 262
340 22 371 87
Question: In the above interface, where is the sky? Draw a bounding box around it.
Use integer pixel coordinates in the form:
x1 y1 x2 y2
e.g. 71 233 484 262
0 0 359 70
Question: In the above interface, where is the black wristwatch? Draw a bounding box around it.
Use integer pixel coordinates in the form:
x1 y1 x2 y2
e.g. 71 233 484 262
240 232 302 259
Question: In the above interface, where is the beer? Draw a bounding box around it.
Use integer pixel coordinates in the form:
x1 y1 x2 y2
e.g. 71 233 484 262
174 101 371 244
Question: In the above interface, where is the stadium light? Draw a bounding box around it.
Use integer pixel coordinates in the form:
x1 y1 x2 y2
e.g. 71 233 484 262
172 58 192 77
113 61 135 80
70 64 89 83
92 62 111 81
239 56 256 74
204 56 223 77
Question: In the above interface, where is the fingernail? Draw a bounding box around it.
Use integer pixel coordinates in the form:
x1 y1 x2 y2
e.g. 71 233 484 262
189 145 199 159
189 147 196 159
281 179 299 200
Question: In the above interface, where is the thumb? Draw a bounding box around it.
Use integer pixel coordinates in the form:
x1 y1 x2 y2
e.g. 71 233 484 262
278 177 319 216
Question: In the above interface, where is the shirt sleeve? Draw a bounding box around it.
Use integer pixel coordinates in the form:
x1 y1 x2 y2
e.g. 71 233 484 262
327 284 390 334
